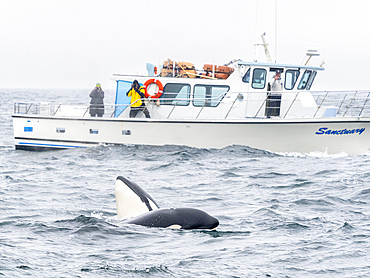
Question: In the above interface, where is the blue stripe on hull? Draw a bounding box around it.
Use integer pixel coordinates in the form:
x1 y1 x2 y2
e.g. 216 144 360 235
17 142 87 149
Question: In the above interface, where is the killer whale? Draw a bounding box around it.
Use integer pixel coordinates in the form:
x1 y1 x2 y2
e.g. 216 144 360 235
115 176 219 230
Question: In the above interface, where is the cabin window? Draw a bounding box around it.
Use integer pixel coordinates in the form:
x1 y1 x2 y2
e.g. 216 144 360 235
242 68 250 83
297 70 312 90
161 83 190 106
284 70 300 90
193 85 229 107
56 127 65 133
306 71 317 90
252 68 267 89
89 129 99 134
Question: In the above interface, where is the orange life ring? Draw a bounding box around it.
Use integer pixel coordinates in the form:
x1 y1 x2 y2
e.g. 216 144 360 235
144 79 163 98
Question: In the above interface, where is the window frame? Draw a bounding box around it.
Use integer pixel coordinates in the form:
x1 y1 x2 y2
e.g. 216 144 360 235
193 84 230 107
56 127 66 133
160 83 191 106
284 69 300 90
297 70 312 90
242 68 251 83
306 71 317 90
251 68 267 89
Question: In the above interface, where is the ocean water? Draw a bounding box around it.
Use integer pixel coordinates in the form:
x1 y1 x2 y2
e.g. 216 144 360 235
1 89 370 277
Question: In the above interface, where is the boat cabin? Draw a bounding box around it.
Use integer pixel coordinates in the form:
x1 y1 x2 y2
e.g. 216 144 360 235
112 60 330 120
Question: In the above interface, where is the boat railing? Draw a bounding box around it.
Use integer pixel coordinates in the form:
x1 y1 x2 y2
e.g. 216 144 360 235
167 93 228 119
162 90 370 118
13 90 370 119
13 102 118 118
239 89 370 118
311 90 370 117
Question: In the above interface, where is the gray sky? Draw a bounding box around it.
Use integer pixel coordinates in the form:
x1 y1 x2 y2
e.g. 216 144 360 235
1 0 370 90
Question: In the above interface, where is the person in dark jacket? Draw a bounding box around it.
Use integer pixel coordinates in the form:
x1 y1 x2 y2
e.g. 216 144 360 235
89 83 104 117
126 80 150 118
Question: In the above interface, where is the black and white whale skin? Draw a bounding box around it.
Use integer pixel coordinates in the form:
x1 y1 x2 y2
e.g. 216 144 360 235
115 176 219 230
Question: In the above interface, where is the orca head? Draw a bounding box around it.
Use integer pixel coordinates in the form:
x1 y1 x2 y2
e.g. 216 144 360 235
115 176 159 218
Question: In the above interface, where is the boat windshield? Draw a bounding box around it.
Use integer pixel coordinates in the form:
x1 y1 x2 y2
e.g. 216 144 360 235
298 70 312 90
285 69 300 90
306 71 317 90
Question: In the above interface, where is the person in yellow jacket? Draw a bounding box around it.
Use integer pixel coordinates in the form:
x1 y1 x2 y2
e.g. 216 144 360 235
126 80 151 118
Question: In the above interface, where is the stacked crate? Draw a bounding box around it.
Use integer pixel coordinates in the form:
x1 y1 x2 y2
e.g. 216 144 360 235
202 64 234 79
160 60 197 78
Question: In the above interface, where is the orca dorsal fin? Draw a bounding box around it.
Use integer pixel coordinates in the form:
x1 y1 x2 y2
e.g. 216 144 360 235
115 176 159 218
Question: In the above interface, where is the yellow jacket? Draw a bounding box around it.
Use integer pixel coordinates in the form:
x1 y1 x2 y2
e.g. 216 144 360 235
127 87 145 107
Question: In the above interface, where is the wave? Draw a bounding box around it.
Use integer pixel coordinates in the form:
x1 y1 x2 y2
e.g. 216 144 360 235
269 222 310 231
277 150 350 158
79 263 172 276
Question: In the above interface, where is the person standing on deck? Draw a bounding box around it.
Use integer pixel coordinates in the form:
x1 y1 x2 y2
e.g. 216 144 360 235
126 80 151 118
89 83 105 117
271 71 283 91
266 71 283 117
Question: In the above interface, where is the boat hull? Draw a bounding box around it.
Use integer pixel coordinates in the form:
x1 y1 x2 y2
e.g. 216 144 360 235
12 115 370 155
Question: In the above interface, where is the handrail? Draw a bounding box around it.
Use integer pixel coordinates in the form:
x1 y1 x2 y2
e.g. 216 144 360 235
343 91 358 117
26 103 33 114
13 89 370 120
82 106 89 117
283 91 300 118
254 92 270 118
224 94 242 119
167 99 180 118
337 94 347 115
313 91 329 118
194 93 228 119
359 92 370 116
53 104 62 116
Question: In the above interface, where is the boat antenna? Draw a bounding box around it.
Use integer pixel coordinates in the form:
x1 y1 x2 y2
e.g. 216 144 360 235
303 48 320 66
253 0 259 61
274 0 277 63
260 33 273 63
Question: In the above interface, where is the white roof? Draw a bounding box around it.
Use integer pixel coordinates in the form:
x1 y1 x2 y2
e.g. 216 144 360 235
237 61 325 71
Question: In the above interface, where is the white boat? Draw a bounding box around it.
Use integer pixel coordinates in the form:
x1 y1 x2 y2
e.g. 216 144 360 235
12 58 370 155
